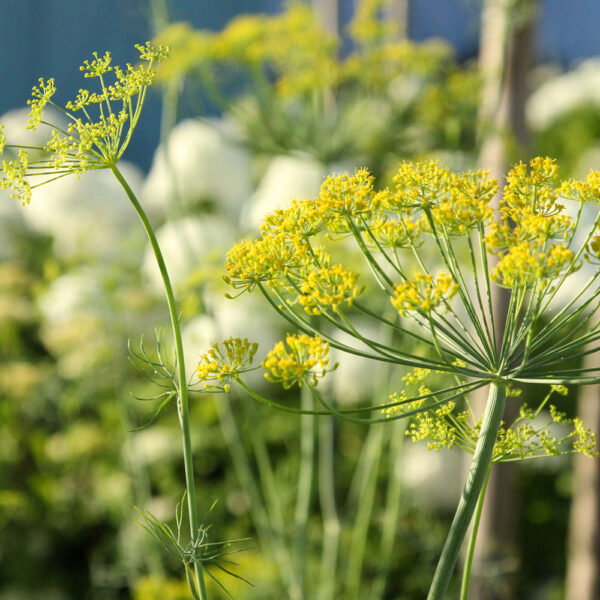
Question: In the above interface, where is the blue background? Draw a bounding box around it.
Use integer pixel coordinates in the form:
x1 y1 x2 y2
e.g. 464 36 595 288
1 0 599 170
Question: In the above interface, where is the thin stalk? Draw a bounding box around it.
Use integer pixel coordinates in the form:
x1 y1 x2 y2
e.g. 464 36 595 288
216 398 301 598
318 414 340 600
345 424 385 600
371 419 406 600
427 383 506 600
295 385 315 597
459 464 492 600
111 165 207 599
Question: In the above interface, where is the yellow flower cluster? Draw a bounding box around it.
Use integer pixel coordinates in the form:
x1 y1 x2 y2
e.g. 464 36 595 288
407 400 460 451
224 232 306 291
0 43 167 204
492 241 576 288
390 161 452 210
391 272 458 316
196 337 258 392
319 169 384 231
347 0 398 46
484 157 581 287
260 197 329 239
559 170 600 205
1 150 30 205
368 216 422 249
263 333 335 389
298 260 361 314
212 4 339 96
26 77 56 130
428 170 496 235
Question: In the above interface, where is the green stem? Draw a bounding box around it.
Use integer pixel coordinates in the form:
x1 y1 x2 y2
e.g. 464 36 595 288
318 415 340 600
427 383 506 600
345 424 385 600
295 385 315 597
459 464 492 600
111 165 207 599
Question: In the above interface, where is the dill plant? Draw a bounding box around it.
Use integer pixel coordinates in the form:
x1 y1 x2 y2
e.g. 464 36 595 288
0 43 242 600
198 158 600 598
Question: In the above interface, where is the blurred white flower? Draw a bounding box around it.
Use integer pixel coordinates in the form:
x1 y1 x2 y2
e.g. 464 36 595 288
37 269 117 378
241 153 327 231
399 444 464 509
182 314 219 379
328 323 386 405
38 269 102 325
0 106 67 159
388 73 425 109
141 118 252 217
527 58 600 131
131 427 180 464
141 215 237 293
21 162 144 261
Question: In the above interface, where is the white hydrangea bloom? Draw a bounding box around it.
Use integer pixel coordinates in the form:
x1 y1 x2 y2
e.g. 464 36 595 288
21 162 144 260
141 215 237 293
141 118 252 217
527 58 600 130
241 153 328 231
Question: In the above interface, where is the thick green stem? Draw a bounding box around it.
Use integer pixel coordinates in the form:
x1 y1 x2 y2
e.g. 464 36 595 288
427 383 506 600
111 165 207 599
459 464 492 600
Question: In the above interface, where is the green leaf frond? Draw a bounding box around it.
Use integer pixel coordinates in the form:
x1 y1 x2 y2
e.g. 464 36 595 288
135 497 252 600
128 329 177 390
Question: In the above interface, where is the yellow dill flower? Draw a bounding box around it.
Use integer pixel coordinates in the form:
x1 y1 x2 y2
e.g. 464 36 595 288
1 149 30 205
492 241 576 288
383 390 427 417
26 77 56 130
213 14 269 63
318 168 380 220
559 170 600 205
260 197 330 240
368 215 422 249
224 233 306 292
0 42 168 204
427 170 496 235
586 234 600 264
503 157 561 217
389 161 452 212
348 0 398 46
263 333 335 389
407 401 459 451
297 261 362 314
402 367 431 385
152 23 215 83
391 272 458 316
196 337 258 392
0 125 5 154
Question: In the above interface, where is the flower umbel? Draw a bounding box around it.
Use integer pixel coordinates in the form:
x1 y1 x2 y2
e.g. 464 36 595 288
0 42 168 204
263 334 336 389
196 337 258 392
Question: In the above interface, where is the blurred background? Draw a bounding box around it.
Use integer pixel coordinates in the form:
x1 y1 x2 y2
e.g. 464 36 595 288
2 0 600 598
